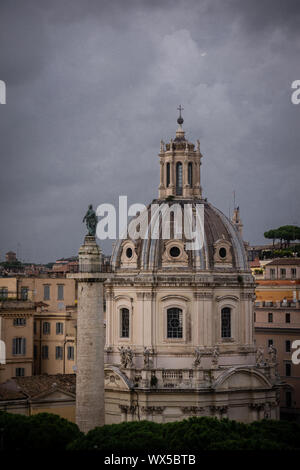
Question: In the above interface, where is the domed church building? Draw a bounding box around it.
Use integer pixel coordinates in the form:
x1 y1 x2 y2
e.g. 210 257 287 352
103 111 280 424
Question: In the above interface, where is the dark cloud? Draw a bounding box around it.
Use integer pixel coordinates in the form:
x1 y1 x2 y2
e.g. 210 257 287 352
0 0 299 262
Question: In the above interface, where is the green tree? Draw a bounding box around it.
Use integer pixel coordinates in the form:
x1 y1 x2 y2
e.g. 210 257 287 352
264 225 300 249
0 411 82 450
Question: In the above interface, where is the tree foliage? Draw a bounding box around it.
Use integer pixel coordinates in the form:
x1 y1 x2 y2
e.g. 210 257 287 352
0 411 82 451
67 417 300 452
1 412 300 451
264 225 300 248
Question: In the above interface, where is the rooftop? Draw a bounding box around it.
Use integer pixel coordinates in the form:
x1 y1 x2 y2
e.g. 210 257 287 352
0 374 76 401
266 258 300 266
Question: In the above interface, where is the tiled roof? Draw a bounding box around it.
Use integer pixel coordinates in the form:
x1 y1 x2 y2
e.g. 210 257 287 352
267 258 300 266
0 374 76 401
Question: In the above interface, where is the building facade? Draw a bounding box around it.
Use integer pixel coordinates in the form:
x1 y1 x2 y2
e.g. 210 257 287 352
254 258 300 420
0 276 77 380
101 116 280 424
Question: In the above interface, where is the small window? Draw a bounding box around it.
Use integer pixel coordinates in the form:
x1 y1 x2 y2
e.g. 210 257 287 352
13 318 26 326
126 247 133 259
57 284 64 301
280 269 286 279
15 368 25 377
167 308 183 339
67 346 74 360
0 288 8 300
55 346 63 360
268 339 273 347
43 322 51 335
120 308 130 338
42 345 49 359
285 363 291 377
44 285 50 301
268 312 273 323
56 322 64 335
291 268 296 279
270 268 276 280
286 340 291 353
170 246 181 258
286 391 292 408
254 312 256 322
221 307 231 338
12 338 26 355
21 287 28 300
219 247 227 259
286 313 291 323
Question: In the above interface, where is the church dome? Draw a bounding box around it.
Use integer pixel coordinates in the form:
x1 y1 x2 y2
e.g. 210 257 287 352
111 198 248 272
111 110 249 273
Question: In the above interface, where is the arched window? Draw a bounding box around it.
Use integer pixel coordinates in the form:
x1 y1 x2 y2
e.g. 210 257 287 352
166 162 170 187
176 162 182 196
167 307 183 338
120 308 130 338
188 162 193 187
221 307 231 338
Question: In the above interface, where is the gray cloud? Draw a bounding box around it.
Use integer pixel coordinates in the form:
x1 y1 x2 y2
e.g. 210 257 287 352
0 0 299 262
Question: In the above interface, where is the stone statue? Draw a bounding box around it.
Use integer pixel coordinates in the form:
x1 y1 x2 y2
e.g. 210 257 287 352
126 347 133 368
143 347 153 368
83 204 97 236
268 344 277 364
212 345 219 366
256 346 265 366
193 347 202 368
118 346 134 368
119 346 127 368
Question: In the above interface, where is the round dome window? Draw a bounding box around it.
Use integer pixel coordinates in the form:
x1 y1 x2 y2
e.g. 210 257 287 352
170 246 181 258
219 247 227 259
126 247 133 258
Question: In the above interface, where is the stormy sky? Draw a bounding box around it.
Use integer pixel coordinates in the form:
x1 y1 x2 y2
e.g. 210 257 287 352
0 0 299 263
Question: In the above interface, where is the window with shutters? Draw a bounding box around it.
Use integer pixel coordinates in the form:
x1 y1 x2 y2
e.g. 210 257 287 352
15 368 25 377
13 318 26 326
67 346 74 360
57 284 64 300
43 322 51 335
55 346 63 360
12 337 26 355
56 322 63 335
44 285 50 301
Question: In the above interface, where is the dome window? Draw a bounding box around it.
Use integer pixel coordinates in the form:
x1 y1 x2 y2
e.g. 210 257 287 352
170 246 181 258
219 247 227 259
126 247 133 259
